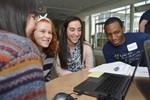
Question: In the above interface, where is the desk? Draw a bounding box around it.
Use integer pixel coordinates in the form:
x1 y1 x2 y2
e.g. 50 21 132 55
134 77 150 99
46 70 145 100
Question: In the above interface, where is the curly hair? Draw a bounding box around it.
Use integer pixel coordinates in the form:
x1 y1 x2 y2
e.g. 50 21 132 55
31 19 58 57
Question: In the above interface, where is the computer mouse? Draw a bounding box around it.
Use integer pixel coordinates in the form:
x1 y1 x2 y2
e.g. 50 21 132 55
52 92 74 100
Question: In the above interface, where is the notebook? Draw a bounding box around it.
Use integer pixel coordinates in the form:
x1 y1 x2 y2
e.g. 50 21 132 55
73 53 142 100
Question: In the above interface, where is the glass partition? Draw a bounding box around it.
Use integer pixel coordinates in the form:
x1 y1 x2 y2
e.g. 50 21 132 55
91 1 150 49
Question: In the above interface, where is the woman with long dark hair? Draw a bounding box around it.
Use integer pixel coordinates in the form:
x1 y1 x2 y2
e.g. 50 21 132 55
54 16 94 76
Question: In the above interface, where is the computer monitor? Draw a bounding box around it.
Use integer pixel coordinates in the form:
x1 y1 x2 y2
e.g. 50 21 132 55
144 39 150 77
134 39 150 99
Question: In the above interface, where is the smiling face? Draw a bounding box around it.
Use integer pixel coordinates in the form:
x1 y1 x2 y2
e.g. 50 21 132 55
105 21 125 46
66 20 82 46
33 20 52 50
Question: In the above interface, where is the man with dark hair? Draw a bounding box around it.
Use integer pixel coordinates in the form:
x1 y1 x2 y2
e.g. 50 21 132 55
103 17 150 66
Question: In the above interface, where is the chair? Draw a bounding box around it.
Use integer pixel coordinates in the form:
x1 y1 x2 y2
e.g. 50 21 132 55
144 39 150 76
50 65 58 80
93 47 106 66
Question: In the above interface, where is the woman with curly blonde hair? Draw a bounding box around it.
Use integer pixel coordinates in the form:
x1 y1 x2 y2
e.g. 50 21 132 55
31 14 58 81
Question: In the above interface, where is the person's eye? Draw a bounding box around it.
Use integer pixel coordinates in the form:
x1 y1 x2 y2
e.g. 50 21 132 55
40 30 45 33
70 29 74 32
48 32 52 34
78 29 81 32
115 30 120 34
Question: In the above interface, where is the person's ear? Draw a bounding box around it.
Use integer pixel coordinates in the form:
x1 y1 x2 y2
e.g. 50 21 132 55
122 26 125 32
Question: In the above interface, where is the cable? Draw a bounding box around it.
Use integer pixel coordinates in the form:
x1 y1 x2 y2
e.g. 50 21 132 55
66 91 84 100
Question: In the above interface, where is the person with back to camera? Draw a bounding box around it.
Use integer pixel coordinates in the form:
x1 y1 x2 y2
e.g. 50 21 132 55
31 13 58 82
54 16 94 76
139 9 150 34
0 0 46 100
102 17 150 67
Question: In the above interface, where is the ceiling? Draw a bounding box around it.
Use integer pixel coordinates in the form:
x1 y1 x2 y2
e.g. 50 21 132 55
35 0 146 20
35 0 114 20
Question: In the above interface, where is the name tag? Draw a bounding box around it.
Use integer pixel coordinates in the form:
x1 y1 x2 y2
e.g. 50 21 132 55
127 42 138 51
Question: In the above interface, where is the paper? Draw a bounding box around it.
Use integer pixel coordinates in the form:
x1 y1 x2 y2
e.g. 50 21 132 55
88 71 104 78
89 61 132 75
135 67 149 77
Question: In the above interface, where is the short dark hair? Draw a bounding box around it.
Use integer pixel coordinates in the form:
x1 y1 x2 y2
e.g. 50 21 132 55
0 0 36 37
104 17 123 32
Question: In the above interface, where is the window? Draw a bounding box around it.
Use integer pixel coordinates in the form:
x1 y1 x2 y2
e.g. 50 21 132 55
91 1 150 48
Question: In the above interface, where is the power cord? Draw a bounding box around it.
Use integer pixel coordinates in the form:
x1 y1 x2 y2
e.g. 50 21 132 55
67 91 84 100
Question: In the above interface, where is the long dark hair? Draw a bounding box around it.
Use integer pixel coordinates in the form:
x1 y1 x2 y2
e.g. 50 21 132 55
0 0 36 37
58 16 84 69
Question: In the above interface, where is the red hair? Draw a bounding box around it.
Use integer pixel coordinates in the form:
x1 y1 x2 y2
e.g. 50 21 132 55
31 19 58 57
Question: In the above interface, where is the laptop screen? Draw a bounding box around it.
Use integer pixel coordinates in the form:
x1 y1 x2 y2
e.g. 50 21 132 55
132 50 144 79
144 39 150 77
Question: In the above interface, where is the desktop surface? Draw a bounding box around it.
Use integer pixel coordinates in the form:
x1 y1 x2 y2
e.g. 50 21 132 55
46 70 95 99
134 77 150 100
46 70 145 100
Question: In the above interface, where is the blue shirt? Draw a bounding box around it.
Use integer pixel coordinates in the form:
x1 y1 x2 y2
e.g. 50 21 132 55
103 32 150 66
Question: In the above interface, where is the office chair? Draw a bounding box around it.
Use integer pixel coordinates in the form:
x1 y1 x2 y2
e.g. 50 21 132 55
144 39 150 76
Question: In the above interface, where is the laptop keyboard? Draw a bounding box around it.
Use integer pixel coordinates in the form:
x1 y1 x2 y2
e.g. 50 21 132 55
95 74 128 95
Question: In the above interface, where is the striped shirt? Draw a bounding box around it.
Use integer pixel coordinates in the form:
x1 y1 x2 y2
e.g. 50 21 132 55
0 30 46 100
42 55 54 82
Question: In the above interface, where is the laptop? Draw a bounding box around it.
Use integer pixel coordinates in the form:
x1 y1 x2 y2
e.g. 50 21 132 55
134 39 150 100
143 39 150 76
73 53 143 100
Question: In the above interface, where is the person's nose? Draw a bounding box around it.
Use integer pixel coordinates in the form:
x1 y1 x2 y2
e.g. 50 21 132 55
74 30 80 36
45 32 51 38
111 33 116 39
